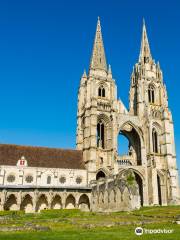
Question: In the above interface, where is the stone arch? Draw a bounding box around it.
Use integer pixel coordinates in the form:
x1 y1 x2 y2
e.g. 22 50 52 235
118 121 144 165
65 194 76 209
96 169 106 180
119 168 145 182
152 122 162 134
120 121 144 143
78 194 90 211
97 114 111 126
51 195 62 209
20 194 33 213
36 194 48 212
97 81 108 88
4 194 18 211
118 168 144 206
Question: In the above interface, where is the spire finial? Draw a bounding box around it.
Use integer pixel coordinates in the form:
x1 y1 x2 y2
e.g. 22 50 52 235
143 17 145 26
108 64 112 78
82 69 87 78
139 19 152 63
89 17 107 72
108 64 112 73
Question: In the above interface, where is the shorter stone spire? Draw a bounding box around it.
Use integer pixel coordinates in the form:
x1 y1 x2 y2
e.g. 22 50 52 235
139 19 152 64
80 69 87 85
89 17 107 71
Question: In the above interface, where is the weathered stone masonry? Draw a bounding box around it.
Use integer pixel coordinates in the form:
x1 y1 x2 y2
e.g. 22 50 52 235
0 18 179 212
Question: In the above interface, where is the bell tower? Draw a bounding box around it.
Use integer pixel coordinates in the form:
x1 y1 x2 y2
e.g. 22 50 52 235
76 18 118 181
129 20 179 204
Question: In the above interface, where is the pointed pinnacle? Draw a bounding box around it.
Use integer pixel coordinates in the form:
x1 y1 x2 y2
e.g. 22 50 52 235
143 17 145 26
89 18 107 71
108 64 112 74
139 19 152 63
82 69 87 78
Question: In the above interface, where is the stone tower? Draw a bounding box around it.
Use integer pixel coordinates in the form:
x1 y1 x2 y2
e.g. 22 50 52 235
76 18 122 181
77 18 179 205
129 20 179 204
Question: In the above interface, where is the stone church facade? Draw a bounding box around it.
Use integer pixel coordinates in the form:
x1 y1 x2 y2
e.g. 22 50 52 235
0 19 179 212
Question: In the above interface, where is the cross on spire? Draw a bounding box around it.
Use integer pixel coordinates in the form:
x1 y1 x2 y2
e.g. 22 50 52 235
89 17 107 71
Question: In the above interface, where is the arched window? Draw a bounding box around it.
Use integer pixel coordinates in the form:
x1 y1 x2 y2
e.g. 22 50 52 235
152 128 158 153
102 88 105 97
97 120 105 149
96 171 106 180
47 176 51 184
148 85 155 103
98 86 105 97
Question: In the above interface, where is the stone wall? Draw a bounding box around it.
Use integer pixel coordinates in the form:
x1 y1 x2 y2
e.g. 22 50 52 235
0 165 88 188
0 188 91 213
90 170 141 212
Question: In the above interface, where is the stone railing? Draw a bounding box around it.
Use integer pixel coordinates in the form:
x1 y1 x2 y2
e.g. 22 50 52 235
117 155 133 166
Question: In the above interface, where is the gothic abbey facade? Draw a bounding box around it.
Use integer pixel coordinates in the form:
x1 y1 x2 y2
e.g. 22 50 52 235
0 19 179 212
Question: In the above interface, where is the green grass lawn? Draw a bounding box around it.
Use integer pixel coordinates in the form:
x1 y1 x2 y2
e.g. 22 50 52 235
0 206 180 240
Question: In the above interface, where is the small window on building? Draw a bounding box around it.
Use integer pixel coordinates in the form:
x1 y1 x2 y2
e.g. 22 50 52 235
47 176 51 184
152 128 158 153
59 176 66 184
97 120 105 149
76 176 82 184
25 175 33 183
148 85 155 103
98 86 106 97
7 174 15 183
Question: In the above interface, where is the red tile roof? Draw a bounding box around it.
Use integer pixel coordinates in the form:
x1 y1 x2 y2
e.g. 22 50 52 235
0 144 85 169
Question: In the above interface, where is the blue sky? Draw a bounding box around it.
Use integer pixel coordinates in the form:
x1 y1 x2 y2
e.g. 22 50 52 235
0 0 180 172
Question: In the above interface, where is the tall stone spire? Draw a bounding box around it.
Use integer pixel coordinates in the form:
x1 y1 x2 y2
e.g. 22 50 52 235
139 19 152 63
90 17 107 71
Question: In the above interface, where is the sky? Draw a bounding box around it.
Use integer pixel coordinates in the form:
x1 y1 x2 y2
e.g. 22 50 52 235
0 0 180 172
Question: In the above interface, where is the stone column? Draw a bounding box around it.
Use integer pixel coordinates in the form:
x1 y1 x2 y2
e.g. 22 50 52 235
61 191 66 209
